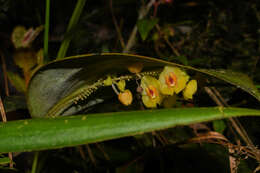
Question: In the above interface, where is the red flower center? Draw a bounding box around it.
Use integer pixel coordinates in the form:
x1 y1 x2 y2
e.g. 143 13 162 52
146 85 158 99
165 72 177 87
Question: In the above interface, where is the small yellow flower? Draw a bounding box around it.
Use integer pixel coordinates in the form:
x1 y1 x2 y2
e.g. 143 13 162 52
183 80 197 100
159 66 189 95
118 89 133 106
141 76 162 108
116 80 126 92
103 76 113 86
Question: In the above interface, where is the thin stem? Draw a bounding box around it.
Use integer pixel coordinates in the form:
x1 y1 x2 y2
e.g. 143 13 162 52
123 0 156 53
0 52 9 96
111 83 119 95
0 96 13 168
56 0 87 59
95 143 110 161
109 0 125 49
31 152 39 173
44 0 50 62
204 87 260 162
86 145 96 166
155 24 180 57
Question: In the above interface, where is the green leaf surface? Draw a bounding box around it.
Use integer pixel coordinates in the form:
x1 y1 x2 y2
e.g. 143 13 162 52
0 107 260 153
199 69 260 101
27 53 260 118
0 157 10 165
213 120 226 134
137 18 158 41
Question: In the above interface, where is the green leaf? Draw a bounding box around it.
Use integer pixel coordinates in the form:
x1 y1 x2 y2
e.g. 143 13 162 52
0 107 260 153
27 53 260 118
0 157 10 165
213 120 226 134
199 69 260 101
56 0 87 59
137 18 158 41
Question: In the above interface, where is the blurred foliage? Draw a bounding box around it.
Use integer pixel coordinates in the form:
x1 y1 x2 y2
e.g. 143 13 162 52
0 0 260 172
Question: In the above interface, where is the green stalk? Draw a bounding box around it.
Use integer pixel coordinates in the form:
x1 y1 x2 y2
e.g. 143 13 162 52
31 152 39 173
56 0 87 59
43 0 50 62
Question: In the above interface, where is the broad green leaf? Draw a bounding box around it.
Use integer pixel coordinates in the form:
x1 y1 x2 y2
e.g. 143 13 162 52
137 18 158 41
199 69 260 101
27 53 260 118
0 107 260 153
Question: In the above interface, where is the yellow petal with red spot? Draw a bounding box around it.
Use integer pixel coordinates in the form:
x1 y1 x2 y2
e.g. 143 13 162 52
159 66 189 95
141 76 162 108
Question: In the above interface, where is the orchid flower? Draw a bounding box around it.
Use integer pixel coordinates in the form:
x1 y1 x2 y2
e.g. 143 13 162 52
159 66 189 95
141 76 162 108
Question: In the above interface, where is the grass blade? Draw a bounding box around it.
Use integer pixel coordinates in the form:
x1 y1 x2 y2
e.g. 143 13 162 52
56 0 86 59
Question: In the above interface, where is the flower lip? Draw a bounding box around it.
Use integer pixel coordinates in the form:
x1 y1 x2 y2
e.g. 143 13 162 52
146 85 158 99
165 72 177 88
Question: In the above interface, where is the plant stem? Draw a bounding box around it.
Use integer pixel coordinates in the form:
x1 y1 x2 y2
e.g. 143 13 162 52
56 0 86 59
204 87 260 162
0 52 9 96
123 0 155 53
109 0 125 49
44 0 50 62
155 24 180 57
0 96 13 168
31 152 39 173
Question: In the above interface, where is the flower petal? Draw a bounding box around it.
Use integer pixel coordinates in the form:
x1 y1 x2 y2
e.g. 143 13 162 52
159 66 189 95
183 80 197 100
117 80 126 92
141 76 162 108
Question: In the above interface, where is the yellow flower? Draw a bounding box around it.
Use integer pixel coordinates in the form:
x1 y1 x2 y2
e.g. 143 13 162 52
183 80 197 100
159 66 189 95
116 80 126 92
141 76 162 108
118 89 133 106
103 76 113 86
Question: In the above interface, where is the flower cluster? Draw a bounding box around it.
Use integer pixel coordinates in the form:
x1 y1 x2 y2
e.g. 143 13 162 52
141 66 197 108
103 76 133 106
104 65 197 108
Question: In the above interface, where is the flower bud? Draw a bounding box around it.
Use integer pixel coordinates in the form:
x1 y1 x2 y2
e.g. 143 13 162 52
118 89 133 106
128 62 143 73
